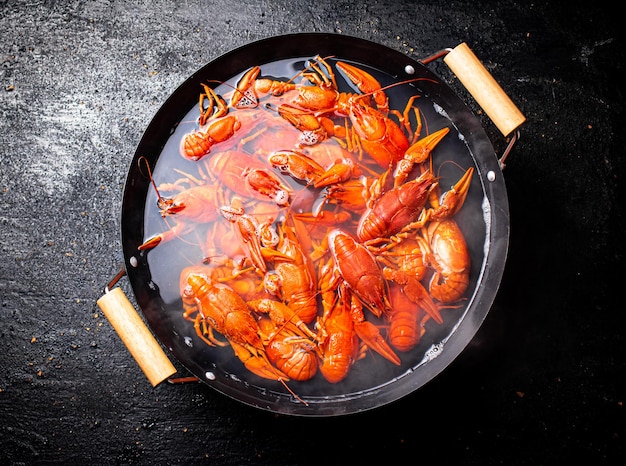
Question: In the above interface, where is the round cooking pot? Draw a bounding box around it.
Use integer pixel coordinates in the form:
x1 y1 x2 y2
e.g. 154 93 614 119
97 33 525 417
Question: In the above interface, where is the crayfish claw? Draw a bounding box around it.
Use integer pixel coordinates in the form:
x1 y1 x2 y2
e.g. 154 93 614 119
407 126 450 163
313 158 358 188
138 235 162 251
336 61 388 113
394 126 450 187
383 267 443 325
230 66 262 109
430 166 474 220
353 320 401 366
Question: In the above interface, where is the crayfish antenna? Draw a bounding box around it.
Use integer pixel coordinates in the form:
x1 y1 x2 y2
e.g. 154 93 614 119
279 378 309 406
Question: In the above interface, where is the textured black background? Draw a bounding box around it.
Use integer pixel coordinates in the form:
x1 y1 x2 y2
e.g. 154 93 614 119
1 1 624 464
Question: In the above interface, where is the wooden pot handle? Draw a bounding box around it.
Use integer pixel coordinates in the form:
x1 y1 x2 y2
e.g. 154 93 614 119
444 42 526 136
97 287 177 387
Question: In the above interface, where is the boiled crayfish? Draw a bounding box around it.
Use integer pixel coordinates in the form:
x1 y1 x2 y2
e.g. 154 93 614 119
138 166 222 251
182 271 289 381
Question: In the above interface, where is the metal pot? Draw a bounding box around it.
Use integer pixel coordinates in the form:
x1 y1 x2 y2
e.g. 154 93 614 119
97 33 525 417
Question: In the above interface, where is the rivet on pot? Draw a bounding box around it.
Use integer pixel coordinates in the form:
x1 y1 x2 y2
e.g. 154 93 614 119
205 372 216 381
487 170 496 182
405 65 415 75
130 256 138 267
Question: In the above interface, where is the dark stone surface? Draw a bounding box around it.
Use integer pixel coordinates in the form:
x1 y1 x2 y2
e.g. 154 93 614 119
0 0 624 464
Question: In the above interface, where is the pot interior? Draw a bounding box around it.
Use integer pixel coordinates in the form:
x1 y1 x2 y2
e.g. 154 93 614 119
121 34 509 416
